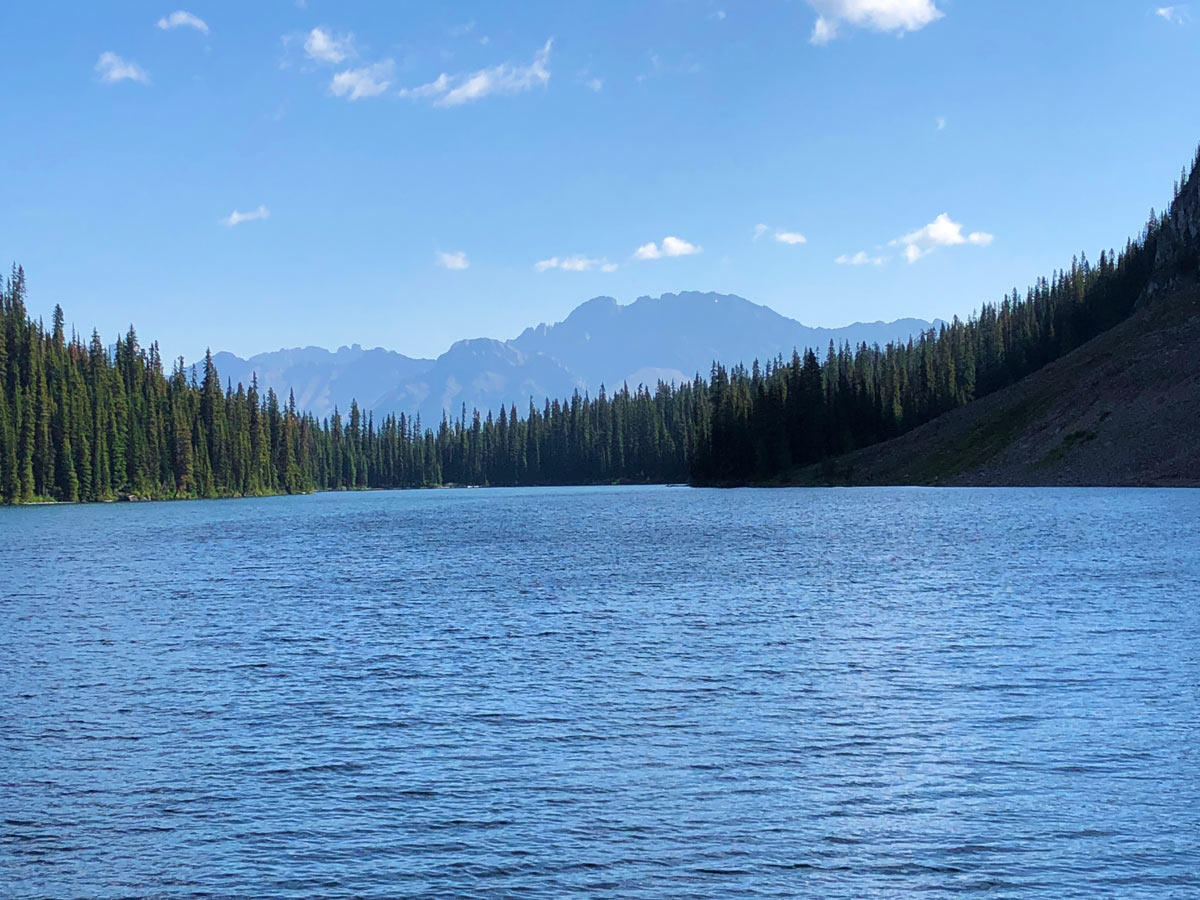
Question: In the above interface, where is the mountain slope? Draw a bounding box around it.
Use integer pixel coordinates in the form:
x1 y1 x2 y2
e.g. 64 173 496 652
789 282 1199 486
786 147 1200 492
787 297 1200 487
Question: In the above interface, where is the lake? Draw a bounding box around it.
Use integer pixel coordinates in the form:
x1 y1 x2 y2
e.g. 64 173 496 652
2 486 1199 898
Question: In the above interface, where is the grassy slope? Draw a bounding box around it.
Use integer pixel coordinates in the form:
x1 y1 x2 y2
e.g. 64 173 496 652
790 284 1200 487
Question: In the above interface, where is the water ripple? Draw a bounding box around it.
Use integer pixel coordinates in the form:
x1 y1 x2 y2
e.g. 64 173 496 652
2 486 1199 899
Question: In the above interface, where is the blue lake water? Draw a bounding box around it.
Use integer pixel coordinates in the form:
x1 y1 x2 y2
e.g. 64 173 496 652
2 486 1199 899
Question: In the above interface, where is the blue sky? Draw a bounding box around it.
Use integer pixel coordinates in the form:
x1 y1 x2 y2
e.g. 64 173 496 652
1 1 1196 362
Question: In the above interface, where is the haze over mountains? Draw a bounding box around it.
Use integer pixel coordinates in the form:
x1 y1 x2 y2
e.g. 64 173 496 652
213 292 939 424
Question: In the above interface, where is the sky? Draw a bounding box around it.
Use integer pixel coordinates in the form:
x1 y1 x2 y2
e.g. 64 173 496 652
1 1 1197 363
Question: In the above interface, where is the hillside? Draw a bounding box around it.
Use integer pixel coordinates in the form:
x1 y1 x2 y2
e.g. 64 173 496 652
785 152 1200 488
683 144 1200 488
792 282 1200 486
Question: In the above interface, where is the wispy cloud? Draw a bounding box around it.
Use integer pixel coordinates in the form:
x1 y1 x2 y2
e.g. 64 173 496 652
292 26 393 100
535 255 618 273
637 52 702 83
634 236 702 260
330 60 394 100
437 250 470 270
892 213 993 262
95 52 150 85
755 224 807 244
836 251 888 266
305 26 354 64
156 10 209 35
807 0 943 45
221 205 270 227
400 40 553 107
1155 6 1189 24
936 115 947 131
637 53 662 84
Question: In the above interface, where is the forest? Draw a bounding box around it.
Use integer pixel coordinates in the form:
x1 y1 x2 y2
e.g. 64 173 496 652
1 147 1196 502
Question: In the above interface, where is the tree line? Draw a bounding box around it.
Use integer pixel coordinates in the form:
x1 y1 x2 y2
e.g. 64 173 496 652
0 277 700 502
1 146 1195 502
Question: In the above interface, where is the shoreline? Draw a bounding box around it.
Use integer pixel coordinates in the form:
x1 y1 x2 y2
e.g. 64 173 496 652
6 479 1199 508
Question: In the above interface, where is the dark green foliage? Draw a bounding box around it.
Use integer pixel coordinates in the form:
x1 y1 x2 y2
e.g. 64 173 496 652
2 148 1196 501
0 280 699 498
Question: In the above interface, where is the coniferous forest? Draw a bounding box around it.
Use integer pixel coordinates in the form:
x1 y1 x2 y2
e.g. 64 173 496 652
1 148 1196 503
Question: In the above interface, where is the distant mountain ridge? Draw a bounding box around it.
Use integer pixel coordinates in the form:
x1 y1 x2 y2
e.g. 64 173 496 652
211 293 940 424
209 344 434 420
511 292 940 390
368 339 585 426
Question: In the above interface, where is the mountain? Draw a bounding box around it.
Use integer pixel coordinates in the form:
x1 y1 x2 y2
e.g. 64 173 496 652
206 345 434 421
212 294 937 425
510 292 940 390
369 338 585 426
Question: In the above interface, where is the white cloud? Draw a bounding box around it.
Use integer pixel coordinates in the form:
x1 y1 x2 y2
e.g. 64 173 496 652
891 213 993 262
807 0 944 44
1156 6 1189 23
635 236 702 260
811 17 839 44
662 236 701 256
305 26 354 64
836 251 888 266
535 255 617 272
330 60 394 100
437 250 470 270
400 40 552 107
95 52 150 85
586 77 604 92
936 115 947 130
755 224 807 245
157 11 209 34
711 10 728 20
221 205 270 227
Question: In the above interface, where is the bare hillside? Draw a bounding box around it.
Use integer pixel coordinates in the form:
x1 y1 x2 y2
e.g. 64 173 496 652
795 284 1200 487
